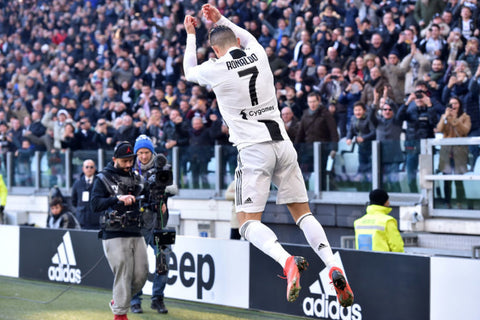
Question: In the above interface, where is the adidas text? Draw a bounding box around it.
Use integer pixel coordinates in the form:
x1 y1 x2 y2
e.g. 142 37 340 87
303 293 362 320
48 265 82 284
48 232 82 284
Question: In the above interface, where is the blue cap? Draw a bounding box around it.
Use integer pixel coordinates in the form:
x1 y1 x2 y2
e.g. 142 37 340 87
134 135 155 154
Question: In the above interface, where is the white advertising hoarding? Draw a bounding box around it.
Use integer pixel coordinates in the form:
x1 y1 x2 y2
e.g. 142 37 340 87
0 225 19 277
143 236 250 309
431 256 480 320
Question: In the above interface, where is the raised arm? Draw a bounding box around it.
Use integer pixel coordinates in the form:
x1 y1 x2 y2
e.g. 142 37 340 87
202 4 258 49
183 15 199 82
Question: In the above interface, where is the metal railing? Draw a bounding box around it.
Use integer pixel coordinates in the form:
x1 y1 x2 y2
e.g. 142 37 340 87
4 137 480 219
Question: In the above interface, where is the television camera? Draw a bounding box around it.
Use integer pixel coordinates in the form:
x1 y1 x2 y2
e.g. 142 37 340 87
140 154 177 275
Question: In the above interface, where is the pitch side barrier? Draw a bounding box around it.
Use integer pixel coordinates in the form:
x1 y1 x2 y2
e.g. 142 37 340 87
1 225 479 320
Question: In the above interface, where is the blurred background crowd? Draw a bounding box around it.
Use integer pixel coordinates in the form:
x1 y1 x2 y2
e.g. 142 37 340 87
0 0 479 195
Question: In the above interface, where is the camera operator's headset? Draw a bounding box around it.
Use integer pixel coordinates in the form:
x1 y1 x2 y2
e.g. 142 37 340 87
113 141 135 159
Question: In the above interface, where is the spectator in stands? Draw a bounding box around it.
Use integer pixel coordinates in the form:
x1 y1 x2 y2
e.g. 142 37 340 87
90 81 107 111
393 29 417 60
458 37 480 76
400 42 432 96
75 95 100 125
289 41 317 71
188 115 221 189
162 46 182 84
186 95 212 125
46 197 80 230
134 84 154 120
338 77 364 134
0 121 11 162
281 106 299 142
23 111 48 152
60 122 79 150
423 58 446 105
381 50 406 105
292 30 311 62
369 91 404 192
418 24 448 62
295 92 339 190
112 58 135 89
443 66 480 164
266 46 289 81
445 28 464 66
442 9 456 28
339 25 362 59
74 117 102 150
8 95 30 123
354 189 404 252
360 66 394 108
71 159 100 229
343 58 360 84
319 5 342 31
452 5 476 39
7 116 23 153
377 12 402 50
414 0 446 30
259 23 274 48
358 0 380 28
365 33 389 65
397 81 439 193
319 67 349 137
360 54 377 83
159 108 190 181
41 108 72 152
95 118 116 150
113 114 140 146
436 96 471 208
321 47 344 71
140 107 163 149
346 101 376 187
15 139 34 186
421 13 451 39
1 0 480 202
445 0 462 21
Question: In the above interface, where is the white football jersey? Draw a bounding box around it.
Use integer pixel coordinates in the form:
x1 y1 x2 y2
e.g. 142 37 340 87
184 17 288 149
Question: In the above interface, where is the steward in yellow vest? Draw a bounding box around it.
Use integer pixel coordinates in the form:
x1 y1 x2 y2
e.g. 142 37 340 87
354 189 404 252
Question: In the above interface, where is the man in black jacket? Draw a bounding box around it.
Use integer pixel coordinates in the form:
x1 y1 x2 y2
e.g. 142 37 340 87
71 159 99 229
295 92 339 190
90 141 148 320
397 81 438 192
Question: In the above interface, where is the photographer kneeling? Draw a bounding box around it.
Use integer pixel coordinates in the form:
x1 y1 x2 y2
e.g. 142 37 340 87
130 135 176 314
91 141 148 320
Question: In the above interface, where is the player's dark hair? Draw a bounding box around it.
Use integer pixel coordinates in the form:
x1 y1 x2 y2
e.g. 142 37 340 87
209 25 236 48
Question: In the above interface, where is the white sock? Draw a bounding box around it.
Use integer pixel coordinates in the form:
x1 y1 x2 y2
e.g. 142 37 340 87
297 213 336 270
240 220 290 268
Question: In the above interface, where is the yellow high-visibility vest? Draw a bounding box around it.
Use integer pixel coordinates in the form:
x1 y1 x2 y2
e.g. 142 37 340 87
354 204 404 252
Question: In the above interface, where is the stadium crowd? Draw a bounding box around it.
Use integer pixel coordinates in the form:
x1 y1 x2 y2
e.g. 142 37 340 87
0 0 479 192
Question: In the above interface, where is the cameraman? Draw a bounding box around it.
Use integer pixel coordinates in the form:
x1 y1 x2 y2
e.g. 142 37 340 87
397 81 439 192
130 135 173 314
90 141 148 320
